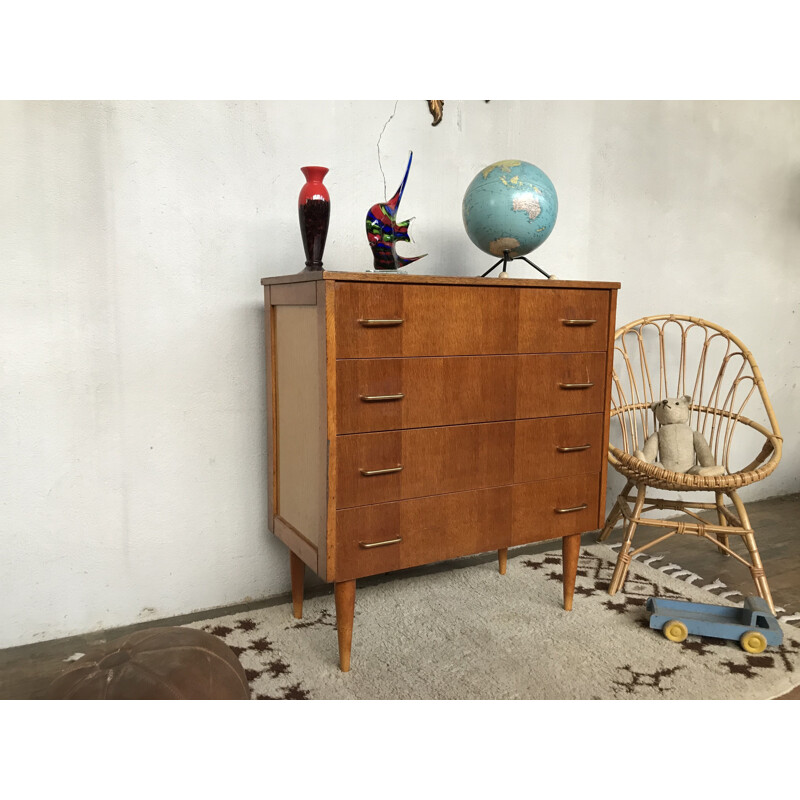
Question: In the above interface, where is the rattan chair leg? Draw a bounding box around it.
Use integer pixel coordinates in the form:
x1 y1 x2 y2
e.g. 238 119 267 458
755 573 775 616
714 491 730 556
597 481 632 542
728 490 775 614
608 550 631 596
743 533 775 615
598 498 624 543
608 484 647 595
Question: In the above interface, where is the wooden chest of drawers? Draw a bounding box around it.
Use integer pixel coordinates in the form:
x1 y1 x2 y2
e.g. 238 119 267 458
261 271 619 670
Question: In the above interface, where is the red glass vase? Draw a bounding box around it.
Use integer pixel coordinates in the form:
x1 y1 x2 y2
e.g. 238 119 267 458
298 166 330 270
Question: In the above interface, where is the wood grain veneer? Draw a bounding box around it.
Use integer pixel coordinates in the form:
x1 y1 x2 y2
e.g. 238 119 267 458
262 271 620 671
335 282 610 358
514 413 605 485
336 414 604 509
334 473 599 581
510 473 600 546
335 352 607 434
335 485 513 581
336 422 516 509
517 288 610 352
335 282 518 358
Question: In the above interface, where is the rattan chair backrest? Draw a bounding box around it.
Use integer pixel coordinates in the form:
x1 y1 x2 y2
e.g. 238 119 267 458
610 315 781 477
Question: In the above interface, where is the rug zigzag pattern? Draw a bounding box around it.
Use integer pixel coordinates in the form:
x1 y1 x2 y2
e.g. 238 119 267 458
608 542 799 620
187 543 800 700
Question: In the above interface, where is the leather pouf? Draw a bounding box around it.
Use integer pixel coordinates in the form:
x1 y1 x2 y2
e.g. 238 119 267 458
44 626 251 700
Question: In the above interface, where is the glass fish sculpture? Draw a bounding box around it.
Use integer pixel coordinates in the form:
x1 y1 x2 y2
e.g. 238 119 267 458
365 151 427 270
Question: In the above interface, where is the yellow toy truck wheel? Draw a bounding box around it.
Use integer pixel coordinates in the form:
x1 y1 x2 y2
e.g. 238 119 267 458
663 620 688 642
740 630 768 654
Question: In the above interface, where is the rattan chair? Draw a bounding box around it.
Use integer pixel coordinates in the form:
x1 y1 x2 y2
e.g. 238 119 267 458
597 314 783 613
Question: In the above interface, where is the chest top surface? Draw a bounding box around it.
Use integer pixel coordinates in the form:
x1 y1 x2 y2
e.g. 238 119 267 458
261 270 620 291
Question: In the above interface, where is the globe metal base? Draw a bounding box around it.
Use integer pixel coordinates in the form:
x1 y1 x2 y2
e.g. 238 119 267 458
481 250 552 279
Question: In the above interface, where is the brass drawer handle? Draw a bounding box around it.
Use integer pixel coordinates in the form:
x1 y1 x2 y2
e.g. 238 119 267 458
562 319 597 327
557 444 592 453
360 393 405 402
359 537 403 549
360 465 404 477
358 318 404 327
555 504 588 514
559 382 594 390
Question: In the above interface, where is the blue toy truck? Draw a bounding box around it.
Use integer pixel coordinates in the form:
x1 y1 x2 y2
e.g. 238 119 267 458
646 596 783 653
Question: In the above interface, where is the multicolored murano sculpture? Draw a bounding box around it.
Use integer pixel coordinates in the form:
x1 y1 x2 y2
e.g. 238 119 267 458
365 152 427 270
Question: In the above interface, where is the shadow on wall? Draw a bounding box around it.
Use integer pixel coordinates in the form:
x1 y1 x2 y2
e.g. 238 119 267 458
788 170 800 230
250 298 268 469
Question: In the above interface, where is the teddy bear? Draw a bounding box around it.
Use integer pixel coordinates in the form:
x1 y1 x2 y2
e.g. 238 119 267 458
633 395 726 476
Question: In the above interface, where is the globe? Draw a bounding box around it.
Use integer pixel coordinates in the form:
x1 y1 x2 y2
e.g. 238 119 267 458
462 159 558 259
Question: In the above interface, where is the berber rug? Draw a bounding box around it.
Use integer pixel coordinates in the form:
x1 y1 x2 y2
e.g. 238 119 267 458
186 543 800 700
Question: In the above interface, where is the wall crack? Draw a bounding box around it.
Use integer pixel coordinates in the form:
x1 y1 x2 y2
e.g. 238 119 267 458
377 100 399 198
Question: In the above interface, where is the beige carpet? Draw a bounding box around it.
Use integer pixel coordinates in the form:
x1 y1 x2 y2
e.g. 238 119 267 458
186 543 800 699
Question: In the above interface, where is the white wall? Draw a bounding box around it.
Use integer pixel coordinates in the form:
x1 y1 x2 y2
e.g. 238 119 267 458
2 100 798 649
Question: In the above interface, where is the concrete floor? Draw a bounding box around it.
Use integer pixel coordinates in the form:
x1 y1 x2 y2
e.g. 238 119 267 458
2 492 798 700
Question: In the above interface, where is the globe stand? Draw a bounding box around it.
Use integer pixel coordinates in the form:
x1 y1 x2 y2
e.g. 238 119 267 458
481 250 552 279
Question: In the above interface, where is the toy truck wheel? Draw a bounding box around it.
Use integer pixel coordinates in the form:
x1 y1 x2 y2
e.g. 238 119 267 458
663 620 688 643
740 631 768 654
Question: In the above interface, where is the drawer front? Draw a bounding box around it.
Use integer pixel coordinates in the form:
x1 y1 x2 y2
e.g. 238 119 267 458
336 422 516 509
335 282 610 358
335 282 517 358
335 486 513 581
334 473 601 581
511 473 600 546
336 352 607 434
518 288 610 353
516 352 607 419
514 414 605 482
335 414 604 509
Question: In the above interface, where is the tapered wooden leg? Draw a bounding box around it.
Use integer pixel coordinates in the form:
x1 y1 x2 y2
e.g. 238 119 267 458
562 533 581 611
334 579 356 672
498 548 508 575
290 551 305 619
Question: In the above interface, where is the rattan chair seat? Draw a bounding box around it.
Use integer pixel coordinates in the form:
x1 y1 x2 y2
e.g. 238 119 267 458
609 437 780 491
